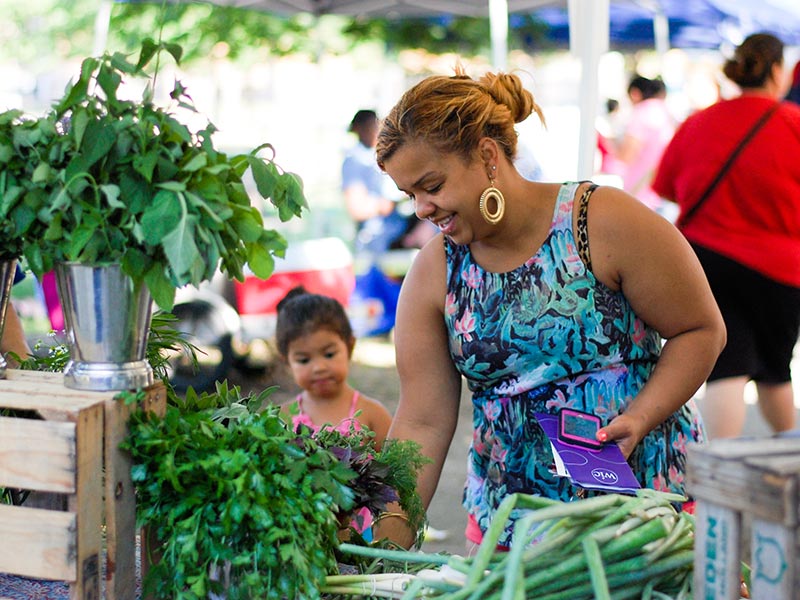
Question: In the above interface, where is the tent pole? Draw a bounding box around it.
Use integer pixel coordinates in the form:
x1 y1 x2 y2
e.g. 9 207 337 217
569 0 609 180
489 0 509 70
93 0 113 55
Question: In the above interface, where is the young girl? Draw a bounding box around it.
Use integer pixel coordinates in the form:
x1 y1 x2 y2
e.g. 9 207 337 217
276 286 393 539
276 286 392 446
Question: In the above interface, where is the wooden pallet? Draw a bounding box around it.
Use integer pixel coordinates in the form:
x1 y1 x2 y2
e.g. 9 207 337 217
0 370 165 600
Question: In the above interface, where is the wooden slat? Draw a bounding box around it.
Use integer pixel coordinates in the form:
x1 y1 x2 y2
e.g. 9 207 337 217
687 443 800 525
694 502 741 600
0 416 76 492
70 402 103 600
105 382 166 600
0 370 119 419
0 504 77 581
750 518 798 599
4 369 65 384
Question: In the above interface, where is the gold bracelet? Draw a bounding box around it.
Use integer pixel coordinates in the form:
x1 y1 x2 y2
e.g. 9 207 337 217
374 511 409 525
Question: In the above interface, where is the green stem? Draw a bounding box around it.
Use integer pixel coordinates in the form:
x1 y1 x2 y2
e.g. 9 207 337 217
583 536 611 600
336 543 450 565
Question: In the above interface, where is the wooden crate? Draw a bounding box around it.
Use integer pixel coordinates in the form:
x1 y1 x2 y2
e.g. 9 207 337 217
687 436 800 600
0 370 166 600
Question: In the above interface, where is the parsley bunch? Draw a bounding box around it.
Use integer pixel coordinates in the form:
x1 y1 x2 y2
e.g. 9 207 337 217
125 385 355 599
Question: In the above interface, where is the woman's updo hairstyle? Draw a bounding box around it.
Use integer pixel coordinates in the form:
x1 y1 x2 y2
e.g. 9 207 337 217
723 32 784 89
376 65 545 168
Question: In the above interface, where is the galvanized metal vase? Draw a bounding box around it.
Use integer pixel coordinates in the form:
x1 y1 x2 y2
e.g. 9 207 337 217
56 262 154 391
0 259 18 379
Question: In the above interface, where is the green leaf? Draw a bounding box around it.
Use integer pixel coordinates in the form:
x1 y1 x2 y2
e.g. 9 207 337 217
164 42 184 65
67 225 96 261
31 162 51 184
162 213 204 283
136 39 160 71
247 156 278 199
182 153 207 173
109 51 139 76
79 119 117 169
140 190 181 245
245 243 275 280
100 184 124 209
96 62 123 103
156 181 187 193
54 56 97 114
133 150 159 182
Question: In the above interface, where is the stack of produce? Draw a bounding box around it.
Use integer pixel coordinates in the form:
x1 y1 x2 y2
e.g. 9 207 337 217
327 489 711 599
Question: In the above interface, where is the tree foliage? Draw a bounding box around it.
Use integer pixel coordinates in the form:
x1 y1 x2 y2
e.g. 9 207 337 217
0 0 558 68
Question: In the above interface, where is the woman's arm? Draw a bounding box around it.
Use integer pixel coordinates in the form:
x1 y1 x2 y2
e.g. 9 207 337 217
1 302 31 367
372 239 462 547
586 186 726 457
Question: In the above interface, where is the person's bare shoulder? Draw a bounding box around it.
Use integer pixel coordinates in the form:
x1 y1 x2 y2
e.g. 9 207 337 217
356 394 393 446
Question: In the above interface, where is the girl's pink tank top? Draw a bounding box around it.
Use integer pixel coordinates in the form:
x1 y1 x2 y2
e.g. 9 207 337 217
291 391 364 435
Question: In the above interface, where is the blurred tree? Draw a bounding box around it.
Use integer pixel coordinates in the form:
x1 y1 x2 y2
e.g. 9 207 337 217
0 0 556 67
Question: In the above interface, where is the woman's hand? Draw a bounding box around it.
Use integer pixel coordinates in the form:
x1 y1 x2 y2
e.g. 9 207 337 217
596 412 649 459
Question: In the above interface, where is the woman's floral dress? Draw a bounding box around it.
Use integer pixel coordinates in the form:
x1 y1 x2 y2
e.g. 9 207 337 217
444 181 705 547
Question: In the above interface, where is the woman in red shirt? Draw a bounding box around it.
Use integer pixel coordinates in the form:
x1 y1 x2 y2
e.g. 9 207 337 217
653 32 800 439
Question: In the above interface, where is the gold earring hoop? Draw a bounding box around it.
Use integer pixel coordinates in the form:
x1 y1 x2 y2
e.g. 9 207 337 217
479 175 505 225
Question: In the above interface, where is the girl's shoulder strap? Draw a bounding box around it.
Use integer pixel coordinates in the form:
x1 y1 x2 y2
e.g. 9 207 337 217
348 390 361 418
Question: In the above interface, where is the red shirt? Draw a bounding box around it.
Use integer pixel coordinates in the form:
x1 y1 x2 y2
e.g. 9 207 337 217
653 95 800 286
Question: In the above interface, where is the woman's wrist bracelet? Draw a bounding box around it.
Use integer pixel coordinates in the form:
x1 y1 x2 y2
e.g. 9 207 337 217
374 511 409 525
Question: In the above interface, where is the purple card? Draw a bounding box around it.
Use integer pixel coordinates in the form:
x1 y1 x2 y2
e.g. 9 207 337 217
535 412 640 495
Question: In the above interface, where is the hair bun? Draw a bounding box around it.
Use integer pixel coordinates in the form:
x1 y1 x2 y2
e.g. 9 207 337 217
481 72 536 124
277 285 309 312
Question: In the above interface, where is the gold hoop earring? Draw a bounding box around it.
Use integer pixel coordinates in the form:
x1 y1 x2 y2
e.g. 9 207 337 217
479 177 505 225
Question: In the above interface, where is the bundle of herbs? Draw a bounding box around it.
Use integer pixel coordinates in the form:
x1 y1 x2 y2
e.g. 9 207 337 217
123 383 429 599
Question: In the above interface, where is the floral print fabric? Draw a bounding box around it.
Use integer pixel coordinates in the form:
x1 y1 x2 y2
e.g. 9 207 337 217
445 181 705 547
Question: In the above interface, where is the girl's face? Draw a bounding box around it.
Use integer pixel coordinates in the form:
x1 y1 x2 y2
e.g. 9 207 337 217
285 328 352 399
383 140 486 245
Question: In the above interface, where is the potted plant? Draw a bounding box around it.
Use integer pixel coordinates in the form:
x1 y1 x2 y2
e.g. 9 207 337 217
2 39 307 390
0 110 53 376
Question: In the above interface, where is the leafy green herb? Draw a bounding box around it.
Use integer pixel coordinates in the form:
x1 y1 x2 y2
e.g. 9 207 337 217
311 425 430 549
124 384 355 599
2 39 307 310
124 383 431 598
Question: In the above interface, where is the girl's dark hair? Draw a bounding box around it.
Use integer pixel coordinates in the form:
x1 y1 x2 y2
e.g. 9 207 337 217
723 33 784 89
275 286 353 357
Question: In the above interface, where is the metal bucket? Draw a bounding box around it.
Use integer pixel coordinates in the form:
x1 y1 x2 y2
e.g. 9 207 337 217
56 262 154 391
0 259 18 379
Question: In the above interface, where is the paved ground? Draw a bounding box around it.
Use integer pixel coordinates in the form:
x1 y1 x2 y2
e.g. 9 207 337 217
229 335 800 559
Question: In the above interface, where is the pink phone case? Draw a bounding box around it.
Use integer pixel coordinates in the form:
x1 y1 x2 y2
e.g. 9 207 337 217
557 408 603 451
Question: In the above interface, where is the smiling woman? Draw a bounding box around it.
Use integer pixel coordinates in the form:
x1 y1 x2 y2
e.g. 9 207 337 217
372 63 725 552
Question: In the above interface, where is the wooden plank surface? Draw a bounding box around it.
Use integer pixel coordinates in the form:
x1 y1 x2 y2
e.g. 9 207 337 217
688 442 800 525
0 504 77 581
0 370 118 418
689 438 800 460
0 416 76 492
